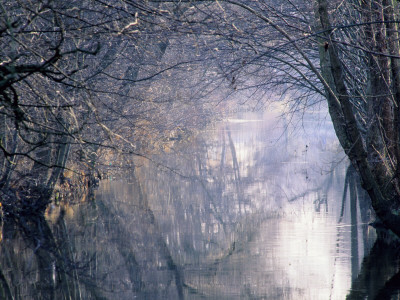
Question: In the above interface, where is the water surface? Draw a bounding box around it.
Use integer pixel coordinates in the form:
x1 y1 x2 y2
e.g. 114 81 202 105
2 108 400 299
93 108 374 299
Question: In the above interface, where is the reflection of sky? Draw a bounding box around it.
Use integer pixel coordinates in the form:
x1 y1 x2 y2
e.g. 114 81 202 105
127 105 375 299
277 206 350 299
178 107 361 299
211 107 343 211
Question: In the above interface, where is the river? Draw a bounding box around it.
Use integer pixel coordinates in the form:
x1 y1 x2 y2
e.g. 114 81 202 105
1 107 400 299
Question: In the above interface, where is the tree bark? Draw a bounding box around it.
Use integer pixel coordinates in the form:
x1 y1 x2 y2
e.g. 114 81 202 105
316 0 400 238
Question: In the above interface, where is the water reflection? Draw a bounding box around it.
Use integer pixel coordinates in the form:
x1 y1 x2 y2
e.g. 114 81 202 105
1 108 400 299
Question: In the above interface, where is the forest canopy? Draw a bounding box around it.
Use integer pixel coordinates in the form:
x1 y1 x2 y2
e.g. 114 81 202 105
2 0 400 239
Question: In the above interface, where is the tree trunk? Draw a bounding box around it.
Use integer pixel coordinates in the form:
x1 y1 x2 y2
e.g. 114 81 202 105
383 0 400 187
316 0 400 238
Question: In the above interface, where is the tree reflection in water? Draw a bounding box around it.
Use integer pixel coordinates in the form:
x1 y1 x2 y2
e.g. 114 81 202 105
344 166 400 299
0 170 185 299
1 110 400 299
0 210 108 299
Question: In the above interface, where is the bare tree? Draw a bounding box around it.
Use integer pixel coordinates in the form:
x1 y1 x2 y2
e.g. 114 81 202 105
0 0 229 217
150 0 400 238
